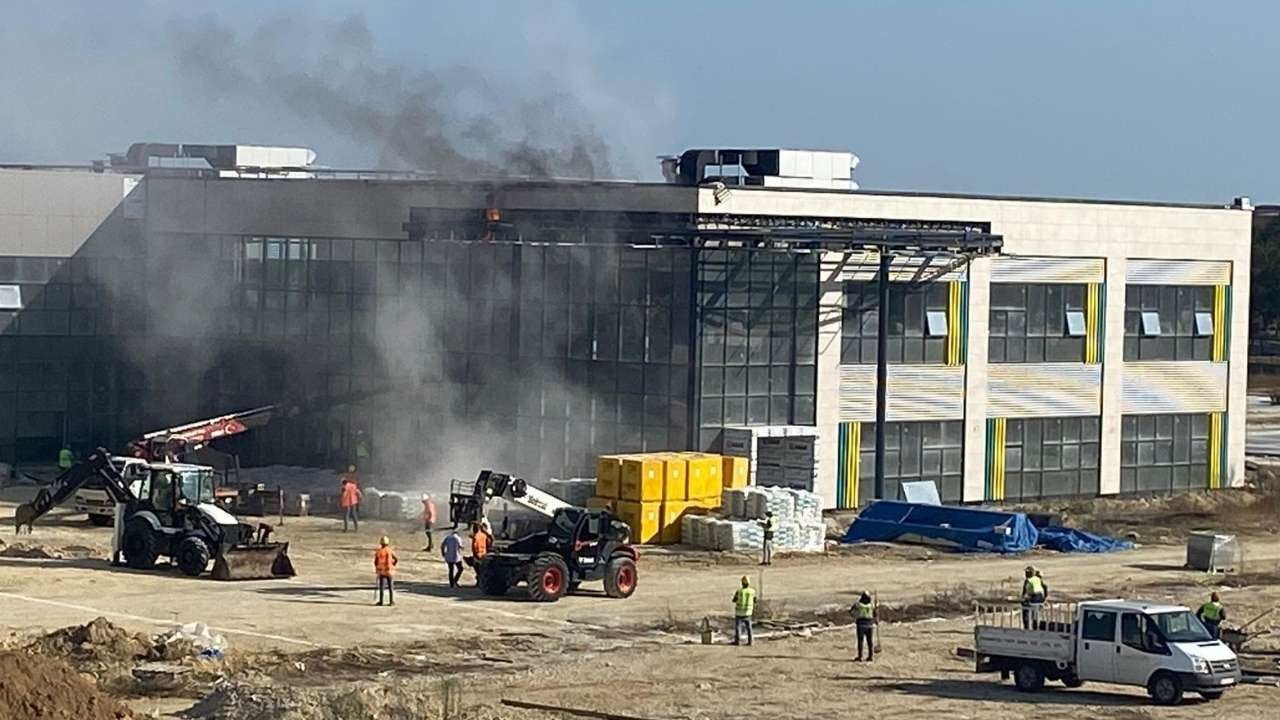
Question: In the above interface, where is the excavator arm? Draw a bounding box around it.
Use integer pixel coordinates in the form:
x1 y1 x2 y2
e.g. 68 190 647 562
449 470 574 528
14 448 133 533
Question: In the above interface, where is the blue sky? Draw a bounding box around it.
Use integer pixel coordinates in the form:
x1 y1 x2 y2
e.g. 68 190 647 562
1 1 1276 202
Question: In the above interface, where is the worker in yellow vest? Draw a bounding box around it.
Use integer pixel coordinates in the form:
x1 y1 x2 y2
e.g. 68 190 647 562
1021 566 1046 629
1197 592 1226 639
732 576 756 646
57 446 74 472
852 591 877 661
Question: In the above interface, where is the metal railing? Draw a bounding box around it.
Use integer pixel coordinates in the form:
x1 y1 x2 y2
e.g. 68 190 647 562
975 601 1078 632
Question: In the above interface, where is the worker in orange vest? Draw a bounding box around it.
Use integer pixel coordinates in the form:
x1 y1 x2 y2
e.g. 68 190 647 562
374 536 398 606
466 521 493 580
340 465 362 532
421 494 437 552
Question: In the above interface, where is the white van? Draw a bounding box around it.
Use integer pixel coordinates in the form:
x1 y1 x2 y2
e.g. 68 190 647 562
975 599 1240 705
71 456 148 525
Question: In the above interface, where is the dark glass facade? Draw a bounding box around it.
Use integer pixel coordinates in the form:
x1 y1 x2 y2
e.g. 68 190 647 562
857 420 964 504
695 250 818 448
1120 413 1209 493
1001 416 1101 500
841 281 949 364
1 223 695 482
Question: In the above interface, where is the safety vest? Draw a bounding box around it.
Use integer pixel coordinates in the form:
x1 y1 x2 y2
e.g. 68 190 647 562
855 601 875 621
1024 576 1045 597
734 587 757 617
355 438 370 459
340 479 361 508
57 448 73 470
374 547 396 577
472 531 492 558
1200 601 1224 621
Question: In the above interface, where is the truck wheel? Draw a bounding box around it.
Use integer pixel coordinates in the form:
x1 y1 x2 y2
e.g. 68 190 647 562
1062 675 1084 688
526 555 570 603
603 556 638 599
1013 663 1045 693
478 566 511 596
88 514 114 527
1199 691 1224 701
176 536 211 577
122 519 159 570
1148 672 1183 705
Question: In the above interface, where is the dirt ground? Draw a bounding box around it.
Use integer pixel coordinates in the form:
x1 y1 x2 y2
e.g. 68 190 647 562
2 488 1280 719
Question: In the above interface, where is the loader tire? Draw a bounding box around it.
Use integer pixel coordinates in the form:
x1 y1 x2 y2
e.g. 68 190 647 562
122 519 159 570
526 555 569 603
603 556 638 599
478 565 511 597
176 536 211 577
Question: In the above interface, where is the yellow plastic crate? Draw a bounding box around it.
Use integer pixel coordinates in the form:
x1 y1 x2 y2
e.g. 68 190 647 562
723 455 750 489
658 500 693 544
656 454 688 501
685 453 723 500
595 455 624 498
586 496 616 512
616 499 661 544
690 495 722 511
621 456 665 502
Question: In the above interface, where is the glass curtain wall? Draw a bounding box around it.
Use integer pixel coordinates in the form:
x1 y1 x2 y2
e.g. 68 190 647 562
696 250 818 449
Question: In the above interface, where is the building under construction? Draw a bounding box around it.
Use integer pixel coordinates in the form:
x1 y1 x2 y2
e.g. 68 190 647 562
0 144 1254 508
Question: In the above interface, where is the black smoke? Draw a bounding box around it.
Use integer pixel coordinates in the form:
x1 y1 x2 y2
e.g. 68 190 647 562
168 13 613 179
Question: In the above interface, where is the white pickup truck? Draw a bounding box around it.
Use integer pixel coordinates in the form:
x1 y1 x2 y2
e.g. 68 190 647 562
974 599 1241 705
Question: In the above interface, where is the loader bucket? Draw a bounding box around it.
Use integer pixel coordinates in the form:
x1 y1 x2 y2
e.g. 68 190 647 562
211 541 296 580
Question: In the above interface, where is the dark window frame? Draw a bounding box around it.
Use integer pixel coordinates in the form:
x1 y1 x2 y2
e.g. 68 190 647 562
1124 285 1213 361
988 283 1087 363
858 420 964 504
1119 412 1209 494
1002 416 1100 500
841 281 949 365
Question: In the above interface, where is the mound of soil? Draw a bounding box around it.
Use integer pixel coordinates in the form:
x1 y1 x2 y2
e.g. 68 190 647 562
0 543 59 559
30 617 154 668
0 650 132 719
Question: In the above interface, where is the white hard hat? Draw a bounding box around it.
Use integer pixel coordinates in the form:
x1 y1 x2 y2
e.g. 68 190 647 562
421 493 430 500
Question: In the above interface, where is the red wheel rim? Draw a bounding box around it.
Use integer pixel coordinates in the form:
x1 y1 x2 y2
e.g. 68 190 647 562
617 565 635 593
543 566 563 594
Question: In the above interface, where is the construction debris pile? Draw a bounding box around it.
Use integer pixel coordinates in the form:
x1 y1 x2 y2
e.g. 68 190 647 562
681 486 826 552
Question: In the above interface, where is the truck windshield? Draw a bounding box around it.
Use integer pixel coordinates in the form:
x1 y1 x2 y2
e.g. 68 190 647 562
178 470 215 504
1149 611 1213 643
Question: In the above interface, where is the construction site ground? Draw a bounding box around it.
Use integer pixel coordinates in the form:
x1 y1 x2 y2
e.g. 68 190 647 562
3 485 1280 719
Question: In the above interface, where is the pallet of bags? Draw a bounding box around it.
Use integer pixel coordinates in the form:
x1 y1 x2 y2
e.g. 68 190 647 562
722 488 749 519
788 488 823 525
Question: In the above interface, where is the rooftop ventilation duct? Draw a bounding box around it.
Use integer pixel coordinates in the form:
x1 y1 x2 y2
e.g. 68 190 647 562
661 148 859 190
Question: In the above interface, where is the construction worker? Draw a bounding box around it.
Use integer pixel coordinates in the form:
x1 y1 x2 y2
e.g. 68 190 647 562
1021 565 1046 629
441 528 464 587
852 591 877 661
1197 592 1226 639
340 466 362 532
732 576 756 646
759 511 776 566
466 521 493 578
57 445 74 472
373 536 398 606
421 493 437 552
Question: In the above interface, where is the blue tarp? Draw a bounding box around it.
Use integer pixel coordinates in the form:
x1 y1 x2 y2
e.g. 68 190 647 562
842 500 1040 554
1036 525 1133 553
